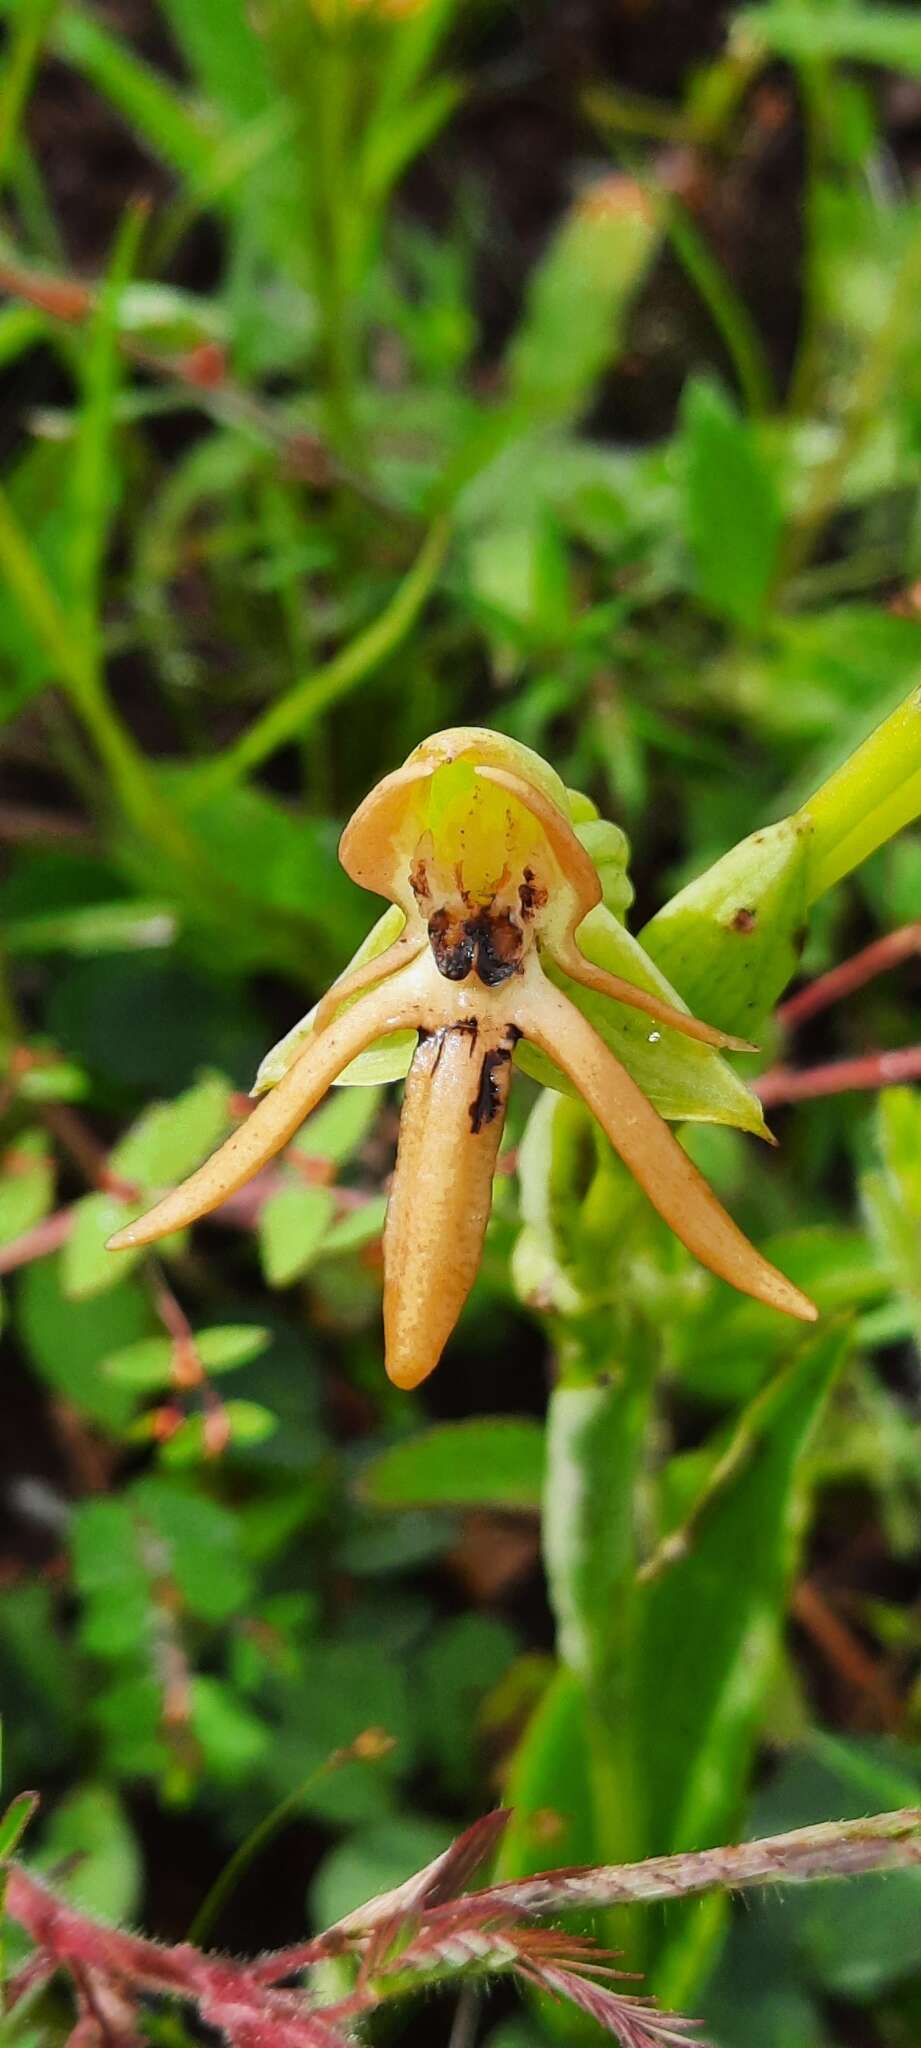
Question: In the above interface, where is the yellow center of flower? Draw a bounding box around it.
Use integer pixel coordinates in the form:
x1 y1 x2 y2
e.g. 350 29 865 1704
404 763 550 985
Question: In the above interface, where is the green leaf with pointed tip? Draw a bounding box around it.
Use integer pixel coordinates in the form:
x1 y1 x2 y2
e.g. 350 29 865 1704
494 1663 598 1884
641 813 813 1042
508 189 659 424
0 1790 38 1861
362 1418 545 1513
740 3 921 74
637 1321 850 2003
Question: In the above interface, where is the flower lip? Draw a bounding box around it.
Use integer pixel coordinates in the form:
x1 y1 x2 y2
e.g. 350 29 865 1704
427 905 524 985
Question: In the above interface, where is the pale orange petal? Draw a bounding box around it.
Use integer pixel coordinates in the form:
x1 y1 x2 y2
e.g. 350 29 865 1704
550 933 757 1052
516 969 816 1322
107 958 432 1251
313 929 425 1034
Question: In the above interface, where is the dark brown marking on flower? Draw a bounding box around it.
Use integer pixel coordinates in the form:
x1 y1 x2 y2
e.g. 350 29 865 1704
409 856 431 905
468 1027 521 1135
519 867 549 921
428 907 524 985
475 910 523 986
731 906 758 934
428 908 477 980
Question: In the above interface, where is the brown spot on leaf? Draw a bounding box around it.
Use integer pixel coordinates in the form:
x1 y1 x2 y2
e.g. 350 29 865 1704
731 906 758 933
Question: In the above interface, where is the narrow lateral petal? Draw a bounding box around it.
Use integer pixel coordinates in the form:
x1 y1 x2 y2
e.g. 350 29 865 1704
516 971 816 1322
107 959 432 1251
550 934 757 1052
383 1020 518 1389
313 929 425 1034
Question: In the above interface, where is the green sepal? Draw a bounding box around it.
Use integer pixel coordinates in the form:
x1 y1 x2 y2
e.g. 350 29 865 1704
640 812 813 1042
518 904 771 1135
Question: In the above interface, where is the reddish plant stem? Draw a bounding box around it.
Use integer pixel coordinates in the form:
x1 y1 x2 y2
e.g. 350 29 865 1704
40 1103 137 1200
756 1044 921 1106
792 1578 904 1731
0 1205 73 1274
777 923 921 1031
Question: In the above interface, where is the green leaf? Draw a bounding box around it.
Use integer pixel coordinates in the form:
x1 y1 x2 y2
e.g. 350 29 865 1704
157 0 273 121
0 1132 53 1247
741 3 921 75
508 188 659 422
264 1642 416 1827
294 1085 383 1166
68 203 145 640
16 1253 154 1429
0 1791 38 1861
636 1322 850 2000
466 511 572 653
190 1676 268 1781
419 1615 518 1798
110 1070 232 1191
319 1195 388 1259
159 1401 278 1464
177 780 368 973
131 1477 253 1622
495 1664 599 1883
258 1184 337 1286
33 1785 141 1923
641 812 812 1041
861 1086 921 1349
105 1323 270 1389
73 1499 152 1660
362 1419 545 1512
681 377 781 630
223 1399 277 1444
62 1191 146 1300
5 899 176 955
53 5 216 180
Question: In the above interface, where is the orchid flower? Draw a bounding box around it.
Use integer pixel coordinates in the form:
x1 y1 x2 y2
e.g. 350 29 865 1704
108 729 817 1385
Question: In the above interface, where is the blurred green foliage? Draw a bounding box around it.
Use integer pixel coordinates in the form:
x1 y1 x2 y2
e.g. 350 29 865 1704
1 3 921 2045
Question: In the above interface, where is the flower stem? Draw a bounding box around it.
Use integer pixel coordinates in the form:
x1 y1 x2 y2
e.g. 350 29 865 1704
542 1327 656 1956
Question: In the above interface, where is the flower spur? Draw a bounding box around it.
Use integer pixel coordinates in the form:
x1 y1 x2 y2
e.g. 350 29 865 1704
108 729 817 1385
